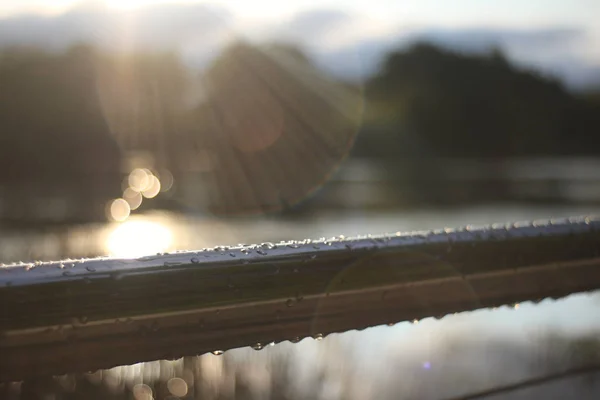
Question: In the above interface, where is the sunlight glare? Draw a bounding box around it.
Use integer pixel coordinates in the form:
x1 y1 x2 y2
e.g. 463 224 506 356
104 0 165 11
106 219 173 258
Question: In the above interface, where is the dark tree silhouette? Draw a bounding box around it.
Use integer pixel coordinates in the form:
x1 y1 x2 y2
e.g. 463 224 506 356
362 42 600 159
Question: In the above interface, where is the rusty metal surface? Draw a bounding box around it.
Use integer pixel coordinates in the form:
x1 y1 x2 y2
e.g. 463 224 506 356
1 216 600 381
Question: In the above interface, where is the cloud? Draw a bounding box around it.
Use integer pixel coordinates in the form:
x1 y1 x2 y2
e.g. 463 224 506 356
308 26 596 89
284 9 352 39
260 9 375 51
0 2 233 51
113 3 232 49
417 27 583 53
0 4 597 89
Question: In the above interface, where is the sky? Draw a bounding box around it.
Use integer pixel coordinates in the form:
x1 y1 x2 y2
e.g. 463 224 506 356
1 0 599 89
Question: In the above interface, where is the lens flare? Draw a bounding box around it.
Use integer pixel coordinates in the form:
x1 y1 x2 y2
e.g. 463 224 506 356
128 168 152 192
123 188 143 210
96 40 363 216
142 175 161 199
107 198 131 222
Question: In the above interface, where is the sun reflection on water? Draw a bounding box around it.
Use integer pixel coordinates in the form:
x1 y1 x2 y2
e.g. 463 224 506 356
106 219 173 258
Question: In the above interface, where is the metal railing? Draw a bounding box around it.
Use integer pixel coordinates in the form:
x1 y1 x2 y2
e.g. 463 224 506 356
2 216 600 381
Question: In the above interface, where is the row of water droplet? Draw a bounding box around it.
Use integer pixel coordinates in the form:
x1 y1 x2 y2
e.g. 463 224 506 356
210 333 326 356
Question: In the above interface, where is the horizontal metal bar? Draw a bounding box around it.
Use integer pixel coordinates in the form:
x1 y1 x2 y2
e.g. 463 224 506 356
1 216 600 381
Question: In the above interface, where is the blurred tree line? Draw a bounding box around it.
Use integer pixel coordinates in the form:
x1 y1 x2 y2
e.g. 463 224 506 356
357 43 600 159
1 41 599 221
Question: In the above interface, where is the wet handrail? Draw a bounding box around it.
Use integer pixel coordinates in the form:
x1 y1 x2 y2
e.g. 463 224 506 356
1 216 600 381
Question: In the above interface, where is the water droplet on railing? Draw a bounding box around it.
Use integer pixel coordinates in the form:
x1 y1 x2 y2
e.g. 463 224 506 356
285 299 294 307
62 270 73 276
212 350 224 356
111 272 123 281
164 261 181 267
229 252 236 257
252 342 263 351
290 337 301 343
191 257 200 264
86 266 96 272
412 319 419 325
313 333 324 341
261 242 276 250
256 249 267 256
